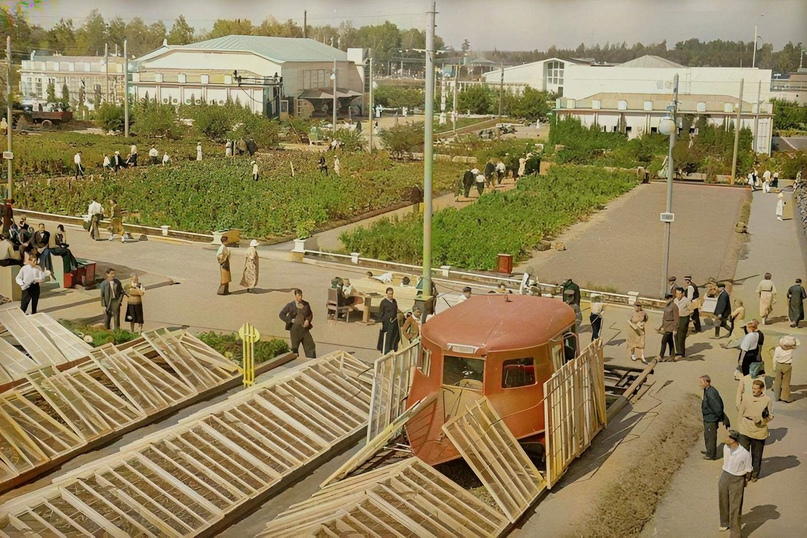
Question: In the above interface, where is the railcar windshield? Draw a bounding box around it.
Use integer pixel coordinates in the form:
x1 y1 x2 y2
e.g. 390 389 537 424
442 355 485 389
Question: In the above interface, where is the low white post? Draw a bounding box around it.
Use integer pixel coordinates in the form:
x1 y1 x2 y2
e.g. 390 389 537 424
160 225 170 236
440 265 451 277
350 252 360 264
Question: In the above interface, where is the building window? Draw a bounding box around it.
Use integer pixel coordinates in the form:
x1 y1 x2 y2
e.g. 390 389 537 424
617 100 628 110
502 358 536 388
417 348 431 376
442 355 484 390
301 69 329 90
545 61 564 85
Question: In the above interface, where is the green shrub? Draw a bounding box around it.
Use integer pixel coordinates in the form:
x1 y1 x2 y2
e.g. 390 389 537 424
96 103 126 133
379 122 425 159
196 331 290 364
132 101 182 139
341 164 638 270
59 319 140 347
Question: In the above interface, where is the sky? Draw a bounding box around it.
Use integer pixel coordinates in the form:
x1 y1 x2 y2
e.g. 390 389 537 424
11 0 807 51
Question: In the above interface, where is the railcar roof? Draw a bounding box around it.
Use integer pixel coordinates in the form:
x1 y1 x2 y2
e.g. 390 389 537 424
422 294 575 353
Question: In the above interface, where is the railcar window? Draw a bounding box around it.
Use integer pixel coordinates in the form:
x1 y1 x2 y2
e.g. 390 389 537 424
417 348 431 376
502 358 536 388
550 338 564 372
442 355 484 389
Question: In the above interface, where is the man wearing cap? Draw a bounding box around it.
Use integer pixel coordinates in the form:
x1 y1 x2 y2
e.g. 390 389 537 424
737 379 774 482
713 283 732 338
458 286 472 303
668 276 678 295
659 293 679 361
685 276 701 332
718 430 752 534
700 375 724 460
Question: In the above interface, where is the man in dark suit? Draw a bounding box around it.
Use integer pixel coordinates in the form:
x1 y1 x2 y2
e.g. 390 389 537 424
32 223 50 251
278 288 316 358
700 375 724 460
100 268 127 330
713 282 732 338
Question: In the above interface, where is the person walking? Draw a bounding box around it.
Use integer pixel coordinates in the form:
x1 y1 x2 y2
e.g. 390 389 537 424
772 335 799 403
240 239 259 293
674 286 691 360
474 173 486 196
787 278 806 328
685 276 701 333
756 273 776 325
627 303 648 364
100 268 126 330
196 142 203 161
15 254 50 314
700 375 724 460
718 430 752 535
729 299 745 336
162 152 170 166
107 199 124 241
124 275 145 333
736 379 773 482
113 150 125 170
737 320 761 377
659 293 679 361
148 146 159 165
775 193 785 221
377 287 401 354
216 236 231 296
73 151 85 178
278 289 316 358
87 199 103 240
713 283 732 338
590 294 605 341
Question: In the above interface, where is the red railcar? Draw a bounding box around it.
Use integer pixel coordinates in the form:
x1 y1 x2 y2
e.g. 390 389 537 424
405 294 577 465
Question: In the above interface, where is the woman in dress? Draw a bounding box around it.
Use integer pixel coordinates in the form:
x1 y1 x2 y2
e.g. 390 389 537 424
377 287 401 354
124 275 145 333
756 273 777 325
627 303 648 364
240 239 259 293
216 236 231 295
775 193 785 221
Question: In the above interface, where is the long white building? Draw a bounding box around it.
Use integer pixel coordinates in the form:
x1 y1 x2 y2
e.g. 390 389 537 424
131 35 365 118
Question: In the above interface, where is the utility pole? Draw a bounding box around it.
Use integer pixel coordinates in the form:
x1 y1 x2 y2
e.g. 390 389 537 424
660 73 679 297
124 39 129 138
752 26 758 68
104 43 109 104
6 36 13 200
452 63 458 136
332 59 337 133
498 62 504 118
303 10 307 38
753 79 761 153
368 56 374 152
420 1 436 320
730 79 745 181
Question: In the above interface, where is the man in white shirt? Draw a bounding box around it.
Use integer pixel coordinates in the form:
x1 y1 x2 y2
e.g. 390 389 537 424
87 199 103 240
148 146 159 165
684 275 701 332
162 152 170 166
457 286 472 303
674 287 691 360
738 320 760 376
718 430 752 534
74 151 84 179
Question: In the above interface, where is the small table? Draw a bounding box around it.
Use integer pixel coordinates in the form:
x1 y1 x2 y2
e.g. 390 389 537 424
356 292 381 324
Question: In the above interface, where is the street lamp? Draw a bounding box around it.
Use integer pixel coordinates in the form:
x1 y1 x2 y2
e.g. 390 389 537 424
659 74 679 297
330 60 337 134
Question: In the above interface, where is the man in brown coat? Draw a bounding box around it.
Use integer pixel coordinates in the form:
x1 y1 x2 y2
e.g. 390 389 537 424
658 293 679 361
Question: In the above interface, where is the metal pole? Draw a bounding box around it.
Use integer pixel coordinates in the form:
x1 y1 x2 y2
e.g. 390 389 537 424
104 43 109 104
332 59 337 133
452 63 458 135
752 26 757 68
6 36 13 200
730 79 744 180
368 57 374 152
421 1 436 319
124 39 129 138
498 62 504 117
303 10 307 39
661 73 678 297
752 79 761 153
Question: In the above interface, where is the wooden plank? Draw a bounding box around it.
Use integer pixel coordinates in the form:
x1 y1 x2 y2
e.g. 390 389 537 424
142 330 217 390
0 336 35 383
0 311 64 368
442 397 545 523
28 314 93 362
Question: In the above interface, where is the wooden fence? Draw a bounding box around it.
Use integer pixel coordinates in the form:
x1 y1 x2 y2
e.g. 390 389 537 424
366 339 420 443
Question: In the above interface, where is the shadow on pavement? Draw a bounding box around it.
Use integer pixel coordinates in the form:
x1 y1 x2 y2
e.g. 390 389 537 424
760 455 800 478
742 504 780 536
767 427 787 445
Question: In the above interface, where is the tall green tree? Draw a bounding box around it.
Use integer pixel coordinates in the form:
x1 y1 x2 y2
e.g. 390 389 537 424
75 9 107 56
167 15 195 45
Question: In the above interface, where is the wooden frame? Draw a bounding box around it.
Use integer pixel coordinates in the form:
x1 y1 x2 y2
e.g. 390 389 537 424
366 339 420 443
257 457 509 538
543 339 607 488
442 397 546 523
0 352 374 537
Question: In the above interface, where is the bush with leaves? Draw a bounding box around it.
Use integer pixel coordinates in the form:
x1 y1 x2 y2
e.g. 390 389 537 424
373 85 425 109
132 101 182 139
341 165 638 270
332 127 366 152
196 331 290 364
96 103 126 133
379 122 424 159
457 85 495 115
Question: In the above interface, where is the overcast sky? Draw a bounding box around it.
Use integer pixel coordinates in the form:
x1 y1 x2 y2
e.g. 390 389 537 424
16 0 807 51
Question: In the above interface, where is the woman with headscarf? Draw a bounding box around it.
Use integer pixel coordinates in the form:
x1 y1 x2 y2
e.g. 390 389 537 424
240 239 260 292
216 236 231 295
627 303 648 364
124 275 145 333
377 287 401 354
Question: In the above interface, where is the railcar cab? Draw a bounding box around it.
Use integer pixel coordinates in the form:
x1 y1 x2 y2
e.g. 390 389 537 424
405 294 577 466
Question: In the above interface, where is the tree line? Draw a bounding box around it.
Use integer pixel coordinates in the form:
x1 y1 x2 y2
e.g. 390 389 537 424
486 39 804 74
0 6 444 72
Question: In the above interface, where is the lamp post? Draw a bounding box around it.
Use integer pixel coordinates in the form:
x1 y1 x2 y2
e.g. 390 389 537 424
368 56 374 152
752 26 760 68
658 73 679 297
330 59 337 134
420 1 437 321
